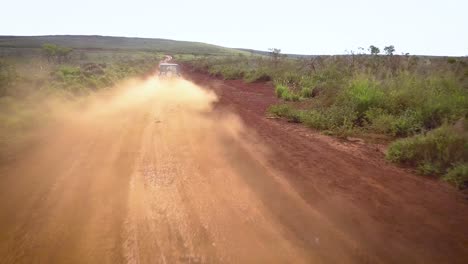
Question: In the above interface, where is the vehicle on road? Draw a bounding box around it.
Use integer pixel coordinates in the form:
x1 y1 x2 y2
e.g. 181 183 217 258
159 63 180 77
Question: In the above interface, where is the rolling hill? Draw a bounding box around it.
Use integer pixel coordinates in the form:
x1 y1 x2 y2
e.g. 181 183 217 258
0 35 245 55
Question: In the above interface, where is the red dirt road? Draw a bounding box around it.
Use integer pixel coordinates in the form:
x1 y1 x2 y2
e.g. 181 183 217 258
0 72 467 264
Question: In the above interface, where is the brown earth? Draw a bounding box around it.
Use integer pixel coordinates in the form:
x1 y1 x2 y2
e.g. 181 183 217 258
0 71 467 264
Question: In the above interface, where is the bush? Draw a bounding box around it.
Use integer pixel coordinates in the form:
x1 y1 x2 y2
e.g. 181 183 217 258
244 69 271 82
299 110 328 130
386 125 468 179
208 65 245 80
221 67 245 80
383 73 467 130
417 161 441 175
274 84 288 98
274 84 299 101
442 163 468 189
267 104 301 122
321 105 358 132
269 102 358 135
275 71 303 87
340 76 385 116
288 93 301 102
300 87 314 98
365 108 422 136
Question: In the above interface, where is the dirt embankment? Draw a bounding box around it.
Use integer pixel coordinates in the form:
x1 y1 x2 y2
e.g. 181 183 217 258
0 71 466 264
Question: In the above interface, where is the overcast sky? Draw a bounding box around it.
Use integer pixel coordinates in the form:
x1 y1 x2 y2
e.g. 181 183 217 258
2 0 467 56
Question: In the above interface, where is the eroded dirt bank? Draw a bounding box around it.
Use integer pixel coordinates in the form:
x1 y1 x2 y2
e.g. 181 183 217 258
0 73 467 264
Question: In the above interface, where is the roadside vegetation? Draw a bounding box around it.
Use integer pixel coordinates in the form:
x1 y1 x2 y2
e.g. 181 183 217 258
0 43 163 161
185 47 468 189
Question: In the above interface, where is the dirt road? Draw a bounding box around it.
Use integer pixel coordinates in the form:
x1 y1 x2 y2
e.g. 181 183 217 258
0 73 467 264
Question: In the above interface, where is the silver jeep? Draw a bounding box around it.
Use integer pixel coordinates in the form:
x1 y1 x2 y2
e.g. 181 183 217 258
159 63 180 77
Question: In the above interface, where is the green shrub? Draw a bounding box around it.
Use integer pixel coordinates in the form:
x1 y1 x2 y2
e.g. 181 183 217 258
447 58 457 64
365 108 395 134
300 87 314 98
384 73 467 130
274 84 288 98
299 76 316 90
365 108 422 136
341 76 385 116
386 125 468 178
267 104 301 122
244 69 271 82
274 84 299 101
299 110 328 130
289 93 300 102
275 71 302 86
208 64 245 80
299 105 357 134
390 110 424 136
221 66 245 80
322 105 358 131
417 161 441 176
55 66 81 80
270 103 358 133
442 163 468 189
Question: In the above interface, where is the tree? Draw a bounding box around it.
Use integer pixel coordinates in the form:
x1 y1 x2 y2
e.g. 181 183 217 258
369 45 380 55
357 47 365 55
268 48 281 66
56 46 73 63
42 43 73 63
42 43 58 62
306 56 322 73
384 45 395 56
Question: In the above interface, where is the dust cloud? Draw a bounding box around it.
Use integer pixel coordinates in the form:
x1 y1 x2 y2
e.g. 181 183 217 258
50 77 216 122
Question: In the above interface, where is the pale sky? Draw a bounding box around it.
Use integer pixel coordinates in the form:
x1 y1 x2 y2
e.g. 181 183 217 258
2 0 467 56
